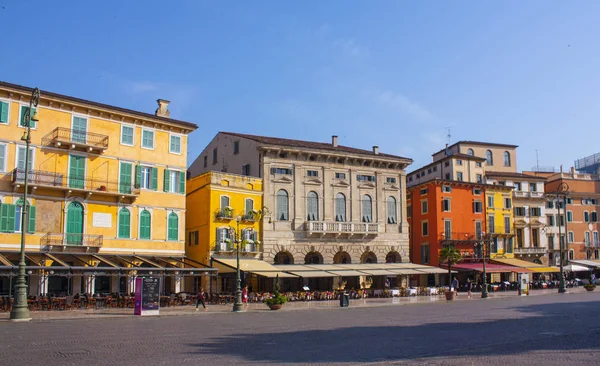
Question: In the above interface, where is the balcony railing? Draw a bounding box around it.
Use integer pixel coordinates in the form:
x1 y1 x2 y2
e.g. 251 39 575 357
514 247 547 255
40 233 103 251
487 226 514 235
215 209 234 220
306 221 379 235
42 127 109 152
514 191 528 198
211 242 261 253
440 232 482 242
12 169 140 198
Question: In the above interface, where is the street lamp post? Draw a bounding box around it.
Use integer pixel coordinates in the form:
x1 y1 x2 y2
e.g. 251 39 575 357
10 87 40 321
553 182 570 294
232 216 244 312
481 233 489 299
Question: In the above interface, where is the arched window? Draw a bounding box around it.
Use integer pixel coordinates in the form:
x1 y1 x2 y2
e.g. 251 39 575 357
467 148 474 156
503 151 511 167
486 150 493 166
244 198 254 214
167 212 179 241
362 195 373 223
276 189 289 221
335 193 346 222
139 209 151 239
118 208 131 238
307 191 319 221
242 228 258 242
387 196 397 224
220 195 230 210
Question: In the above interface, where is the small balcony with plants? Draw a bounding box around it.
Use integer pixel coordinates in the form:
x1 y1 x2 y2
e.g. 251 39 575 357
215 207 234 220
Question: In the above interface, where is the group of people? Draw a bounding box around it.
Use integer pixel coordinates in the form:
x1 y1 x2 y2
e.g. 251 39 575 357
451 277 477 298
194 286 250 310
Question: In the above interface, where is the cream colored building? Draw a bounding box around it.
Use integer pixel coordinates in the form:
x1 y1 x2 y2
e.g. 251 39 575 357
432 141 518 173
190 133 419 289
407 153 486 187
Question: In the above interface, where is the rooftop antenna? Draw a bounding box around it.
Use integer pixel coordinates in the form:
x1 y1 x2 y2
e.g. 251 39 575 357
445 126 452 145
536 149 539 171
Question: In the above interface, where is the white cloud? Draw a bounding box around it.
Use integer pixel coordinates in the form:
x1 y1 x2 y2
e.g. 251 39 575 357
125 81 160 93
363 89 434 121
335 38 370 58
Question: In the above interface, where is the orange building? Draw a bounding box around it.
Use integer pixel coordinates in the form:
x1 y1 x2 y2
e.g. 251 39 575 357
544 169 600 261
408 179 488 284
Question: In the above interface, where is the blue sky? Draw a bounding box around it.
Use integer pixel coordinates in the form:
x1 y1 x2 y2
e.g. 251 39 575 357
1 1 599 172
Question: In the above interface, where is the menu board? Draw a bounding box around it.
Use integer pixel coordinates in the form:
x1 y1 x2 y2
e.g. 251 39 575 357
142 277 160 311
134 276 160 316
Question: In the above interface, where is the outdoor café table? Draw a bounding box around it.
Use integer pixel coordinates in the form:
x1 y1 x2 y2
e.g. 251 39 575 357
95 296 107 308
51 297 66 310
428 288 437 295
408 288 417 296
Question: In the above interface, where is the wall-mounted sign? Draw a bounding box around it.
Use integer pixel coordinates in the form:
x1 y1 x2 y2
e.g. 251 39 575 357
92 213 112 228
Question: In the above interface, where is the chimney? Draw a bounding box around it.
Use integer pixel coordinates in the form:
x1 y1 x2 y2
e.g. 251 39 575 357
445 143 449 156
332 135 338 147
373 146 379 155
155 99 171 118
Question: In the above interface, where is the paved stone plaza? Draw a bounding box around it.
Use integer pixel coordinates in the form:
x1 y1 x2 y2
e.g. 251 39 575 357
1 291 599 365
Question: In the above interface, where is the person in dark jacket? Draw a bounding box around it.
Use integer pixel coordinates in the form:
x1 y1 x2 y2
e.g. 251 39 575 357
196 288 206 311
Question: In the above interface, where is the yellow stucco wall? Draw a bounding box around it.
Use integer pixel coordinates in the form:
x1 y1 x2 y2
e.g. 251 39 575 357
486 187 514 258
186 171 263 265
0 86 195 256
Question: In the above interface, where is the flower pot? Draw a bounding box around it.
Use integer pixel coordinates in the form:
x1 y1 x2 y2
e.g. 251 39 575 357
444 291 456 301
268 304 283 310
585 287 595 292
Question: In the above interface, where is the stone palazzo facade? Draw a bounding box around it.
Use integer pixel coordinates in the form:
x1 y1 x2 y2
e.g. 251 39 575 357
189 133 413 266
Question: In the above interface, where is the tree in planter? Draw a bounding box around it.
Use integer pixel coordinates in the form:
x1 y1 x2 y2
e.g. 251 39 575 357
439 247 463 290
264 274 287 309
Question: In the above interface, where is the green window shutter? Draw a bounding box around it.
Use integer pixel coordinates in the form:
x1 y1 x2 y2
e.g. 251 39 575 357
168 213 178 241
7 204 16 232
0 204 9 232
20 107 27 127
179 171 185 194
118 209 130 238
151 168 158 190
0 102 8 123
120 162 132 194
135 165 142 188
163 169 170 192
30 108 36 128
139 210 151 239
27 205 36 233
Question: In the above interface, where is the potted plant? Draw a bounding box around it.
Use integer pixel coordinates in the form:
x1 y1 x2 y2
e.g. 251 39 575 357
584 283 596 292
439 247 463 301
264 274 287 310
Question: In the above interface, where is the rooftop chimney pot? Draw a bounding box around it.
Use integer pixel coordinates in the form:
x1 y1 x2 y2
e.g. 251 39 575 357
155 99 171 118
373 146 379 155
332 135 338 147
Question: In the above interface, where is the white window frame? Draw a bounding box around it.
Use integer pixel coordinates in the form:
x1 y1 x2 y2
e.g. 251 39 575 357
15 144 36 171
140 165 153 190
120 124 135 147
442 198 451 212
168 169 183 193
169 133 182 155
220 195 230 210
0 142 7 172
18 104 37 130
0 98 11 125
141 128 155 150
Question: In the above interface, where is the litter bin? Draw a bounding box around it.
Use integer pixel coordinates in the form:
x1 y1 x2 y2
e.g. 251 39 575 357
339 292 349 307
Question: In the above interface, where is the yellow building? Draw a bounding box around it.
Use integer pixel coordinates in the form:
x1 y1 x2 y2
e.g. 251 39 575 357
186 171 263 292
485 185 515 261
0 81 210 297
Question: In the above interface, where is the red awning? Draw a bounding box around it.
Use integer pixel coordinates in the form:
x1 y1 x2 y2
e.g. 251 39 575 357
448 263 532 273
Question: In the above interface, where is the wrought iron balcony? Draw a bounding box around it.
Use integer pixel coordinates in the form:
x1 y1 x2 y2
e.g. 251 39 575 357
513 247 547 255
211 242 261 253
440 232 482 242
305 221 379 236
487 226 515 236
40 233 103 251
12 169 140 200
42 127 109 153
215 208 234 220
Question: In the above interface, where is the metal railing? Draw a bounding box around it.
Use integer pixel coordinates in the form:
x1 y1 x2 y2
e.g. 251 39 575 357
440 232 482 241
306 221 379 235
42 127 109 150
513 247 546 255
211 242 261 253
12 169 140 196
487 225 514 235
40 233 103 249
215 209 234 220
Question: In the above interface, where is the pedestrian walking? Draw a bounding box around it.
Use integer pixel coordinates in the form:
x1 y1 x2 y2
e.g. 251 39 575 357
467 279 473 298
195 288 206 311
451 277 459 297
242 285 249 308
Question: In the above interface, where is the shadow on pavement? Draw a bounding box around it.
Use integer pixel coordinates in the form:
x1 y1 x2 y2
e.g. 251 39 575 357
187 299 600 364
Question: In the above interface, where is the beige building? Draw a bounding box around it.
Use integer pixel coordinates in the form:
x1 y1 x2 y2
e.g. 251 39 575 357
190 133 417 289
407 153 486 187
432 141 518 173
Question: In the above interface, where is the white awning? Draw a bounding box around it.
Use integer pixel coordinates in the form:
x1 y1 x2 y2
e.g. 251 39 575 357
570 260 600 268
287 271 338 278
252 271 298 278
212 258 281 274
564 264 593 272
326 270 365 277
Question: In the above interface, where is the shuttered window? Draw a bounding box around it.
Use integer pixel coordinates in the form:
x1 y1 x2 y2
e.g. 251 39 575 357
118 208 131 238
167 212 179 241
0 144 6 172
307 191 318 221
335 193 346 222
0 101 9 124
0 204 16 233
276 190 289 221
142 129 154 149
20 106 37 128
170 135 181 154
119 162 132 194
387 196 397 224
139 210 151 239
